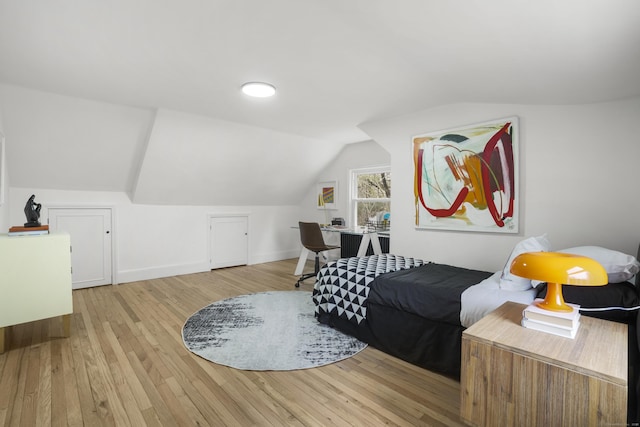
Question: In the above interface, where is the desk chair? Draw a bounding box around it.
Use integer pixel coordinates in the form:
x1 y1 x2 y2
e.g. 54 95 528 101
295 221 340 288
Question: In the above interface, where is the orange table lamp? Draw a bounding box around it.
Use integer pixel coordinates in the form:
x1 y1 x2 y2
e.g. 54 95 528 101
510 252 608 312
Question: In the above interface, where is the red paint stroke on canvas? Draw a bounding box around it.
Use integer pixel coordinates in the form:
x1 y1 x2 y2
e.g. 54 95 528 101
481 122 514 227
417 148 469 217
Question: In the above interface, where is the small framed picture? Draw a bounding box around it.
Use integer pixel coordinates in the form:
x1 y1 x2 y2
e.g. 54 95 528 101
317 181 337 210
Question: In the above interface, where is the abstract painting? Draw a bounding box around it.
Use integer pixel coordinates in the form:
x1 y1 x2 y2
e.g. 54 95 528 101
317 181 337 210
413 117 518 233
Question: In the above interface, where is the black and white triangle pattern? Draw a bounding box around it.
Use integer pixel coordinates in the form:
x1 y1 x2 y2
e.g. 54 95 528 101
313 254 425 324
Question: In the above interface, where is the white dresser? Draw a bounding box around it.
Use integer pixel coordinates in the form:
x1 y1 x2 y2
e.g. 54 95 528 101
0 232 73 353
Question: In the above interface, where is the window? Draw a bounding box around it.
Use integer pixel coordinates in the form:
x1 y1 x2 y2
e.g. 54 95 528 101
350 166 391 229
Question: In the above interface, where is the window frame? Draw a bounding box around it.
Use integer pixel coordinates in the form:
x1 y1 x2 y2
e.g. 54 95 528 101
349 165 391 228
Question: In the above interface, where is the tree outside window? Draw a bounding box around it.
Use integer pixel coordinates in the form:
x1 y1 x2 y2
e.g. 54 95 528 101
351 167 391 229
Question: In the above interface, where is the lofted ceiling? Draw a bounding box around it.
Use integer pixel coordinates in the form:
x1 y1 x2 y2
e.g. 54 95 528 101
0 0 639 204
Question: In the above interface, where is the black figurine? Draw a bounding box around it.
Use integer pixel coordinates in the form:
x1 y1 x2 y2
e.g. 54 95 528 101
24 194 42 227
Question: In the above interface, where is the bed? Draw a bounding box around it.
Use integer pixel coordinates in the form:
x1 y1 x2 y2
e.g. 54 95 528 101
312 239 640 422
313 254 534 378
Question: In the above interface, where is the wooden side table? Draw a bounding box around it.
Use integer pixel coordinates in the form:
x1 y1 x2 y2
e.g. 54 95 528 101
460 301 627 426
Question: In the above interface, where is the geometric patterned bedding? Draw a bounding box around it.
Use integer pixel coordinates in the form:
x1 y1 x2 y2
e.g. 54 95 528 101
312 254 425 324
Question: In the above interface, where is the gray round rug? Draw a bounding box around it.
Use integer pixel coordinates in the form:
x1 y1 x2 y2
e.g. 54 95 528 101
182 291 367 371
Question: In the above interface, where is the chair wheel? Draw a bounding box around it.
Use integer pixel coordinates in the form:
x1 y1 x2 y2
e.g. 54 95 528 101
295 282 300 288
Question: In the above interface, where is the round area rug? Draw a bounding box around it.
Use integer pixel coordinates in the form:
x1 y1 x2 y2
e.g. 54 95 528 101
182 291 367 371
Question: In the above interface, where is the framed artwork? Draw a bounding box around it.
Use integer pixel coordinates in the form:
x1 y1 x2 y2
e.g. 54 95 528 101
317 180 337 210
412 117 518 233
0 132 4 206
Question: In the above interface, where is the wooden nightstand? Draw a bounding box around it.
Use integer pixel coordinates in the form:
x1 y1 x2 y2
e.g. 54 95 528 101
460 301 627 426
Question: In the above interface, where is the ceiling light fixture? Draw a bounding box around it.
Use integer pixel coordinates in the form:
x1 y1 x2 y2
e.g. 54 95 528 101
241 82 276 98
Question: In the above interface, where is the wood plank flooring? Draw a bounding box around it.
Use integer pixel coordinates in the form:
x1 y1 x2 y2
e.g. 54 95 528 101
0 259 464 426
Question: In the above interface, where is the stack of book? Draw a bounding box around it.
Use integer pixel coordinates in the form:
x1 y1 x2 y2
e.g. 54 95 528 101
8 225 50 236
521 298 581 338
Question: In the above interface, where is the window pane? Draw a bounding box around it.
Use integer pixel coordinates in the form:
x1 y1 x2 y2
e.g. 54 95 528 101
357 172 391 198
356 201 391 228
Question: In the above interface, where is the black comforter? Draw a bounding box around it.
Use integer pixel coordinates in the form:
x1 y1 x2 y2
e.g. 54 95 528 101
314 255 492 378
369 263 493 325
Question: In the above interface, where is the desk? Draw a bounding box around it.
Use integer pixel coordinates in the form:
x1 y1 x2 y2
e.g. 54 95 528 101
293 227 388 275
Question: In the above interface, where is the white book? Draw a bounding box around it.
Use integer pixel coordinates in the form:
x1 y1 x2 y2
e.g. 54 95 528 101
522 298 580 329
7 230 49 236
521 317 579 339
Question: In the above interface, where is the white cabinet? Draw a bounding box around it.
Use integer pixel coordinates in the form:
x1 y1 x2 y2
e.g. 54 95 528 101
0 232 73 353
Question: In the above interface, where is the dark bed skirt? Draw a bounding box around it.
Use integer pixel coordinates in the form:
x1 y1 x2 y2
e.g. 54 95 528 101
317 302 464 380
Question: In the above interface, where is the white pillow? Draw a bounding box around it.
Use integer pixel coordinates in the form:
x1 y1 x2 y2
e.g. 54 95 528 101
499 234 551 291
558 246 640 283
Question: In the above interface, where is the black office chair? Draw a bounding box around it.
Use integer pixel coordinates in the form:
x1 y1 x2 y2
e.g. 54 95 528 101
295 221 340 287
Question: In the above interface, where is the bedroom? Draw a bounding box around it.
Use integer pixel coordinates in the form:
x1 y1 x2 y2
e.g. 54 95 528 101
1 1 640 425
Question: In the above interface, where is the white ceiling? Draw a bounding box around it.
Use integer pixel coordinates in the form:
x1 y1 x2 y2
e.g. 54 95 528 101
1 0 639 144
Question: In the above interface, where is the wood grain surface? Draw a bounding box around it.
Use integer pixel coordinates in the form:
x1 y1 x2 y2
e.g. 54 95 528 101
461 302 627 426
0 259 465 426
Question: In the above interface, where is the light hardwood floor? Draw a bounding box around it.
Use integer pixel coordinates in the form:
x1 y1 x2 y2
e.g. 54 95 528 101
0 259 464 426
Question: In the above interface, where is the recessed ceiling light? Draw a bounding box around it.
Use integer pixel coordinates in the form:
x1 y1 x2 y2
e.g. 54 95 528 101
241 82 276 98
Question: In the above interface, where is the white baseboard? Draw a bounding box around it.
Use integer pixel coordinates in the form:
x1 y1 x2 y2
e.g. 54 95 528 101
117 261 210 284
250 249 300 265
116 250 301 284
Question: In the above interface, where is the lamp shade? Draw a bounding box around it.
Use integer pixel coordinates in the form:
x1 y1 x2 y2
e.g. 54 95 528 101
510 252 607 312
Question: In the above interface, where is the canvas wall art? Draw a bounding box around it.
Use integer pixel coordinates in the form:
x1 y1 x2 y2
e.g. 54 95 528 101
317 181 337 210
413 117 518 233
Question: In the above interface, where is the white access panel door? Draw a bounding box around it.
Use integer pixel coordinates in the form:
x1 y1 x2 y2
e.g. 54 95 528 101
210 215 248 269
49 208 113 289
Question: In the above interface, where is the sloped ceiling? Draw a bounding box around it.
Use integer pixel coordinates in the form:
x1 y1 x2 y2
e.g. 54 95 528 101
0 85 342 205
0 84 154 193
0 1 639 205
133 109 342 205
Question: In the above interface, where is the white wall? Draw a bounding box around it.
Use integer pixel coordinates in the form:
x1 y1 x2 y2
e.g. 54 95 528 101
0 84 155 193
8 188 302 284
297 140 391 226
133 108 345 205
0 108 8 232
3 135 388 286
360 97 640 272
7 98 639 282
